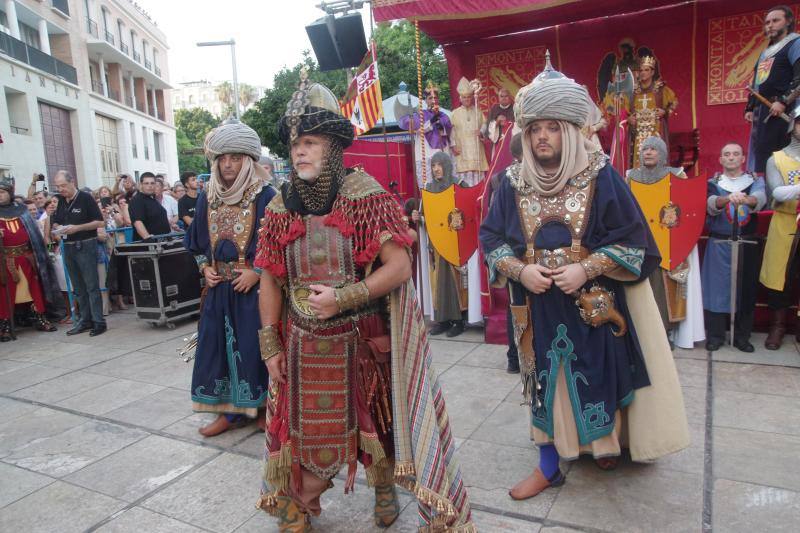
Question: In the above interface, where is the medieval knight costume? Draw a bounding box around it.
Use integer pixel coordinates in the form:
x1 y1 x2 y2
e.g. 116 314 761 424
626 56 678 166
479 56 688 498
184 121 276 433
0 177 59 341
760 108 800 349
746 30 800 173
626 136 705 349
254 74 474 532
702 171 766 351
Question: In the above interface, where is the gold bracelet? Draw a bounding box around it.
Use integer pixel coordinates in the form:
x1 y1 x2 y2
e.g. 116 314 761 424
258 325 283 361
496 256 527 282
580 252 617 280
334 281 370 313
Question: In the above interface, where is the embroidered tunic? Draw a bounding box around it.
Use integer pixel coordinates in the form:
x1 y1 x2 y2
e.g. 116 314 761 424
184 183 276 416
480 159 660 456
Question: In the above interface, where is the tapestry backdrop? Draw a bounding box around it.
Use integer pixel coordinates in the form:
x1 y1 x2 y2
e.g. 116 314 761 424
440 1 794 175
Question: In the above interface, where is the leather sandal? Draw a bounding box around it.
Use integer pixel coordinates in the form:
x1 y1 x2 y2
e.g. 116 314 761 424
198 415 232 437
509 467 565 500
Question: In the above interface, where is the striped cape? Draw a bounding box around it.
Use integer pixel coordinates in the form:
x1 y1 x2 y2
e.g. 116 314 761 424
389 279 475 531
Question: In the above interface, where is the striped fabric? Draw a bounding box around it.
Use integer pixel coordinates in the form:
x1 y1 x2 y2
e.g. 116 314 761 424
340 43 384 136
389 280 475 531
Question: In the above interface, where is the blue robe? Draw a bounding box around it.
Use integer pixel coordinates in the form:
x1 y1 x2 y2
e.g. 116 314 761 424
184 185 276 415
701 177 764 314
480 164 659 445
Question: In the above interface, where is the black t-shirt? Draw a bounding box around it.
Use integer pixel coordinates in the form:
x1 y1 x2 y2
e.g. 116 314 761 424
52 190 103 242
178 193 198 223
128 192 171 240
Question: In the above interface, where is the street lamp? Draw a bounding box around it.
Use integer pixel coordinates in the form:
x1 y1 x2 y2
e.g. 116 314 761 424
196 39 240 119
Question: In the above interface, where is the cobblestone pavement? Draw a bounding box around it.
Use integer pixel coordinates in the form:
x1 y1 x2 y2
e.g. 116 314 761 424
1 310 798 532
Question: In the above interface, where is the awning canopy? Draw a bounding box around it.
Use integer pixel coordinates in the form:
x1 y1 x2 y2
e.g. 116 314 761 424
373 0 691 44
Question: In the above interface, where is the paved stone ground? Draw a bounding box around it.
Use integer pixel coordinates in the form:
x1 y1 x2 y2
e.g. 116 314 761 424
1 310 798 532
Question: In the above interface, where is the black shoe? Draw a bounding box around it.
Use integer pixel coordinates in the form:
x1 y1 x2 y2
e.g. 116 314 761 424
429 321 451 336
89 325 107 337
733 339 755 353
506 359 520 374
446 321 465 338
705 339 723 352
66 323 93 336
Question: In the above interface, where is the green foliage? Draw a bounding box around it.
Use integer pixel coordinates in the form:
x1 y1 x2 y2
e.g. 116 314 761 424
241 21 448 158
174 108 219 174
373 21 449 109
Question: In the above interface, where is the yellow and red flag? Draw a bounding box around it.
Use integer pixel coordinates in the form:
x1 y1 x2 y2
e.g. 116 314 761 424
340 42 383 136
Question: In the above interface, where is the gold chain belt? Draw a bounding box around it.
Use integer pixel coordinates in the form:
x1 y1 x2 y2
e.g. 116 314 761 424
531 246 588 269
3 243 32 257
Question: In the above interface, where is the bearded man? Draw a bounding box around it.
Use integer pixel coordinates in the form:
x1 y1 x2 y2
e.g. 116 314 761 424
184 120 276 437
0 177 59 341
745 5 800 173
480 55 688 500
254 73 474 532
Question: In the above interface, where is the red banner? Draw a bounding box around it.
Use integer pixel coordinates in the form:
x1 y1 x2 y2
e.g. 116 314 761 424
475 46 547 113
707 5 800 106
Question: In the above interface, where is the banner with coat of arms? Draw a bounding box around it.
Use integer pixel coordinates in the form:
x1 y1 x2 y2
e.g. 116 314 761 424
340 42 384 135
475 46 548 112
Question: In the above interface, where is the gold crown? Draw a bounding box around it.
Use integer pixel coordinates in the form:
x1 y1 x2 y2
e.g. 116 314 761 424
640 56 657 69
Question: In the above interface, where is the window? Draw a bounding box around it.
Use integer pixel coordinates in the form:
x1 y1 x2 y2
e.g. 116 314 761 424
153 131 163 162
19 22 40 50
117 19 124 45
0 10 8 29
4 88 31 135
101 7 109 34
188 95 194 105
130 122 137 158
142 126 149 160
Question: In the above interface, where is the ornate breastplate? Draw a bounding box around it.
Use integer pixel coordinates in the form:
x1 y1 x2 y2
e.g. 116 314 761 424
207 183 261 265
509 152 604 261
285 215 358 328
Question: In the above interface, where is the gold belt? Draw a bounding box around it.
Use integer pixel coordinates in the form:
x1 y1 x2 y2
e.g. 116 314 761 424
531 246 588 269
4 243 32 257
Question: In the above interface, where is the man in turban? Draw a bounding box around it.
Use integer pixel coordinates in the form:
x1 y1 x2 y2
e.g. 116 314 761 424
254 71 474 532
0 176 59 341
625 136 705 349
183 119 276 437
480 52 688 500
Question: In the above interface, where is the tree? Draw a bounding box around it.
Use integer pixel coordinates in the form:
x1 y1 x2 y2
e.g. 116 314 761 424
174 108 219 173
373 21 450 109
242 52 347 159
238 83 259 109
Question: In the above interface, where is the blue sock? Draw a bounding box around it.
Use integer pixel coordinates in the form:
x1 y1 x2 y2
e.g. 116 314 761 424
225 414 242 423
538 444 560 479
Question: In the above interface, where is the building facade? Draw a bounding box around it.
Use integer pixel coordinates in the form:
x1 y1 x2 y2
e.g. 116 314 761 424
0 0 178 193
172 80 265 119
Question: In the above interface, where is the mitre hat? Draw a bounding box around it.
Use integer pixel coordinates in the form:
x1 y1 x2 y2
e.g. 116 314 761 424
203 119 262 161
456 77 474 97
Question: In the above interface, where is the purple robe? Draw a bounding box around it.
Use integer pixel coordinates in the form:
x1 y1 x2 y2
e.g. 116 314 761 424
398 109 452 150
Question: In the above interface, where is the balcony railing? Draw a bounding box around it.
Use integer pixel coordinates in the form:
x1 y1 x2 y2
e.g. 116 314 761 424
133 50 141 63
10 125 30 135
0 32 78 85
154 65 161 77
144 59 152 71
108 88 120 103
144 146 150 160
104 30 115 46
148 107 156 118
136 101 145 113
86 18 98 38
125 96 133 107
157 110 165 121
51 0 70 16
91 80 104 94
132 145 138 158
120 42 129 55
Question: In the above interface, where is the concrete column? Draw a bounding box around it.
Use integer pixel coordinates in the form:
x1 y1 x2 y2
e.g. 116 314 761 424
98 55 108 97
150 87 157 117
37 19 51 55
5 0 20 39
128 72 136 109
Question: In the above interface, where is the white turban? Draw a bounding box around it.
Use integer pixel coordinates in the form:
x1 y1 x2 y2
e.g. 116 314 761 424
203 120 262 162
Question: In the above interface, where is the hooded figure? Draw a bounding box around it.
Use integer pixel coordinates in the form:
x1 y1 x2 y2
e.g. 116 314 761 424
183 119 277 438
254 71 475 532
480 51 688 501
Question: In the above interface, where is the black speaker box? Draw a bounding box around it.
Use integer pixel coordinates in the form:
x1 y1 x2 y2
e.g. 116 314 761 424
306 13 368 71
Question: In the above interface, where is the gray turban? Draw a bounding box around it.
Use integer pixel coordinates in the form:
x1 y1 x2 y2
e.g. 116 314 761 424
203 120 262 161
514 53 590 129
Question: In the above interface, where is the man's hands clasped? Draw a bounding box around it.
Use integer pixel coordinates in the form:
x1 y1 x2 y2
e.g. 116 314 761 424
520 263 588 296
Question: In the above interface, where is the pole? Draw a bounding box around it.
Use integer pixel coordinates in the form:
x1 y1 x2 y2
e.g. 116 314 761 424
230 40 240 119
